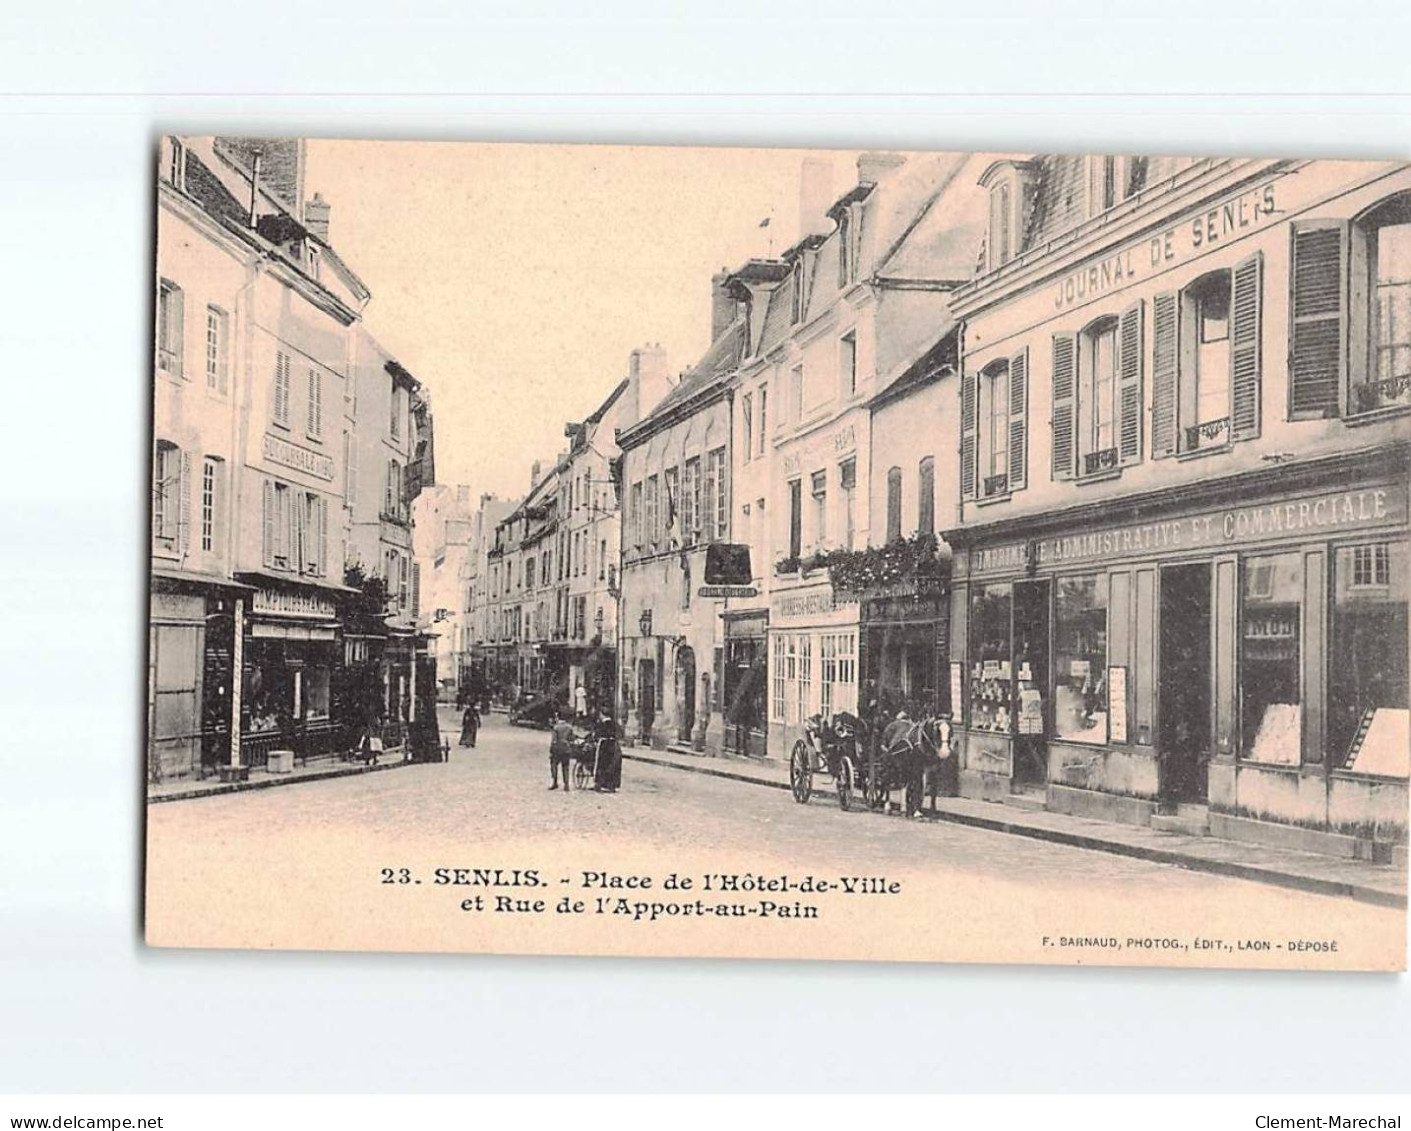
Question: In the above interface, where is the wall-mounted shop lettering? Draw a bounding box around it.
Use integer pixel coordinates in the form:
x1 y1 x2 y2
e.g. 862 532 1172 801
971 485 1404 576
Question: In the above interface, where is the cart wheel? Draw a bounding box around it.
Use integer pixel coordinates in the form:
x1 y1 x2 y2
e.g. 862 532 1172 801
865 762 887 811
574 762 591 789
837 755 856 812
789 741 812 804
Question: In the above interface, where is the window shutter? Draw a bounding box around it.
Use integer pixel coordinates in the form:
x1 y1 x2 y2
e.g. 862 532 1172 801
177 450 192 555
1118 300 1144 465
345 432 358 509
1288 222 1346 419
959 369 979 501
1150 291 1178 458
1230 251 1263 441
307 369 321 437
171 290 184 379
296 495 309 574
262 480 275 567
319 496 329 576
274 351 290 425
1007 348 1028 492
1050 335 1076 480
217 314 228 396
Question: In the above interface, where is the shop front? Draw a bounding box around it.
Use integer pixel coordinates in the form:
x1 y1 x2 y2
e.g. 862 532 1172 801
947 450 1410 855
766 579 860 758
239 582 346 768
723 609 769 757
150 572 263 783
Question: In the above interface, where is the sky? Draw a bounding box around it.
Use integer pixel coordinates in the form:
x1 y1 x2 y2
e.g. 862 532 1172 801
303 139 861 503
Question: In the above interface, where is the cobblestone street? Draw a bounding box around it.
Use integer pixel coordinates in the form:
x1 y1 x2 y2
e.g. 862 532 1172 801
145 710 1404 967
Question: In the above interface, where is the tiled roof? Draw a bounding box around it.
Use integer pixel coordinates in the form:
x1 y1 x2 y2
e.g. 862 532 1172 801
639 317 746 422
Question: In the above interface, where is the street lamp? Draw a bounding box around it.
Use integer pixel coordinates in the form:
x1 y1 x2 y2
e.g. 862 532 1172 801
639 609 653 638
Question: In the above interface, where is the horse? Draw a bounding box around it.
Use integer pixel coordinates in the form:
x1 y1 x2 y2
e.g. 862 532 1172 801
873 714 955 817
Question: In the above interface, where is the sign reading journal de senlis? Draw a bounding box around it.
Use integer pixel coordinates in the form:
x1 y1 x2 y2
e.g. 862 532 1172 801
1049 179 1281 312
967 484 1407 577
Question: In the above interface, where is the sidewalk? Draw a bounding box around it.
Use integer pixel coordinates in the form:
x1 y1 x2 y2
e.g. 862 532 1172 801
147 754 412 803
624 745 1409 909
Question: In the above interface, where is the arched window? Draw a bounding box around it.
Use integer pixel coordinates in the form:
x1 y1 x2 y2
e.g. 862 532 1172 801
1352 192 1411 413
1079 315 1120 464
1179 270 1233 450
983 358 1010 491
917 456 935 535
886 467 902 543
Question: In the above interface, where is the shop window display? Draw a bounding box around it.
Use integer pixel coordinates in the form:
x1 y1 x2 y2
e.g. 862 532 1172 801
1331 541 1410 776
305 668 331 722
1240 551 1303 765
1053 575 1108 743
969 583 1013 733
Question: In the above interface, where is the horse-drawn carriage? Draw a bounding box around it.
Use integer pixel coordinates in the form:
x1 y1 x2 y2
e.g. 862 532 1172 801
789 710 955 814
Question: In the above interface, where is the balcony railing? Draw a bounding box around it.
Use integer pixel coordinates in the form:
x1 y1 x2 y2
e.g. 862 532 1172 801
1081 446 1119 476
982 473 1008 498
1184 417 1230 452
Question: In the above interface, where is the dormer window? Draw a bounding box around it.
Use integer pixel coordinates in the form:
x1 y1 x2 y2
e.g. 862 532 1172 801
168 138 186 192
990 182 1013 269
790 259 805 324
837 207 853 286
978 161 1035 275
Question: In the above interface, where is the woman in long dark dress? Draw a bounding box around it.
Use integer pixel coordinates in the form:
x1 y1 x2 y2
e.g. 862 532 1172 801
592 711 622 792
459 702 480 748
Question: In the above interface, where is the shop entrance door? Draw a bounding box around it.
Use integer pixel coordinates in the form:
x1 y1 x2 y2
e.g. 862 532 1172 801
1159 563 1212 804
1012 580 1050 787
676 646 696 742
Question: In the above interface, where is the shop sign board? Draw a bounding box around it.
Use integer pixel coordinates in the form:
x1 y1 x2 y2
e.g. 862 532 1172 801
771 586 856 624
970 484 1406 577
263 433 335 481
698 585 758 599
252 588 336 620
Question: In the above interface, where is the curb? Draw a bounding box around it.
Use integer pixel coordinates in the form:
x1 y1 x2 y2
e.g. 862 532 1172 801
147 757 415 804
623 751 1407 910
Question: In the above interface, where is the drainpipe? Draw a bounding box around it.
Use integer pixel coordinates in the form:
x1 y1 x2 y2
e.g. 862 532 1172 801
228 240 268 774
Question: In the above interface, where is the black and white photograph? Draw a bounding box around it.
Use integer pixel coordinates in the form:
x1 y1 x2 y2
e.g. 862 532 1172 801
144 137 1409 969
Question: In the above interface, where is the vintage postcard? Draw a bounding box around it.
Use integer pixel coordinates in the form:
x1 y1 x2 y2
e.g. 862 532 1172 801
145 137 1409 969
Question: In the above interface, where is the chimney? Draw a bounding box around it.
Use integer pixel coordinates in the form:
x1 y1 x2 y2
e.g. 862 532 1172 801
710 269 737 341
856 151 906 186
798 157 834 241
530 460 542 490
625 343 674 425
248 150 262 228
304 191 331 242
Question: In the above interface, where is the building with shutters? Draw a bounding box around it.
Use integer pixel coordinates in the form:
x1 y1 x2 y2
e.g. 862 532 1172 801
617 340 738 752
149 135 434 782
945 155 1410 858
754 151 991 762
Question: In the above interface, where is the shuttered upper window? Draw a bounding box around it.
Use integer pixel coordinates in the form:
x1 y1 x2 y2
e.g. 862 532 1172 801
157 280 184 377
1152 256 1261 457
961 350 1029 503
272 350 292 428
1346 194 1411 415
1055 303 1144 477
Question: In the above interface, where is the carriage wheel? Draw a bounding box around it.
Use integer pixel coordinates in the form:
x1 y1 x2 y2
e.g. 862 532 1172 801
789 741 812 804
865 761 887 811
574 762 591 790
837 755 856 812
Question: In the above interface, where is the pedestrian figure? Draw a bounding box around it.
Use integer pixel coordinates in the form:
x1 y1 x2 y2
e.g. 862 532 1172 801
549 709 575 791
592 710 622 793
459 701 480 748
